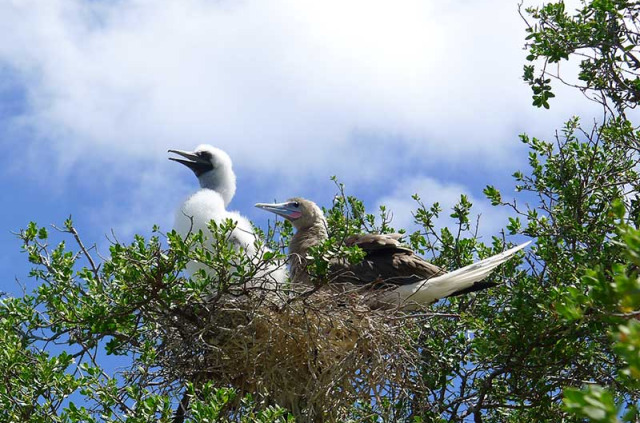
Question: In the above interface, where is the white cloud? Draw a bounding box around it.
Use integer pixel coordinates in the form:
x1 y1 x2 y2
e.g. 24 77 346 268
0 0 600 237
0 0 589 175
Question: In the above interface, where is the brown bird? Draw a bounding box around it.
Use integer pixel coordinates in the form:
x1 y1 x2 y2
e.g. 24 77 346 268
255 198 530 309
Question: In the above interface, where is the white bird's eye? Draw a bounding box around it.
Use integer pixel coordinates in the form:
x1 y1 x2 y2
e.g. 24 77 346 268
292 201 300 208
198 151 213 160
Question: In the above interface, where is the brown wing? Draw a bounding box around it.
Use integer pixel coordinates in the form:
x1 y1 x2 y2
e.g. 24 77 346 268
331 233 445 286
344 233 407 251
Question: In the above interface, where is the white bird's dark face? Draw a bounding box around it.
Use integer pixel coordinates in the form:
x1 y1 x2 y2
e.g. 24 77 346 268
255 197 325 230
169 144 237 206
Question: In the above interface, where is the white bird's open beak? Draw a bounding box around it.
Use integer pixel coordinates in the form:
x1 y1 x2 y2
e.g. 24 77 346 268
168 149 212 176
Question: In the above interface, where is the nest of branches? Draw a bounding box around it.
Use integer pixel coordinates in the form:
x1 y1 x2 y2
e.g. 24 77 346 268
155 276 427 422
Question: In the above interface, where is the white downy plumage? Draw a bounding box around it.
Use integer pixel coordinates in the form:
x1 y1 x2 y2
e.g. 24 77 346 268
169 145 287 289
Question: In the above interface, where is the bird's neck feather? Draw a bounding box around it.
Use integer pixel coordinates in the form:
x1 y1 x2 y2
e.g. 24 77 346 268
289 219 328 284
290 220 328 258
198 170 236 206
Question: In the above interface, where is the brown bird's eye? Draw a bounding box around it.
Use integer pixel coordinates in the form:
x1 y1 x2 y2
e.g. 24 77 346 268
293 201 300 208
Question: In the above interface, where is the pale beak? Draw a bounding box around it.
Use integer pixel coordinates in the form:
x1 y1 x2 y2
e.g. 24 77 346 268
255 202 302 220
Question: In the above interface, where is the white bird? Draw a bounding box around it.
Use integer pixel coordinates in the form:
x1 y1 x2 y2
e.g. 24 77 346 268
256 198 530 310
169 145 286 289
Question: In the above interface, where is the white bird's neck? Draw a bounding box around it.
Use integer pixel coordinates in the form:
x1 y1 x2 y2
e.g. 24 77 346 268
197 169 236 207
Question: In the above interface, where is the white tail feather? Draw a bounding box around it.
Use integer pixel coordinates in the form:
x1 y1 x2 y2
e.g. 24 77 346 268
382 241 531 309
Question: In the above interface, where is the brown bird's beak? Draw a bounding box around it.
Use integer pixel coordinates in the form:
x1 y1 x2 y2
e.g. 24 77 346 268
255 201 302 220
168 149 213 176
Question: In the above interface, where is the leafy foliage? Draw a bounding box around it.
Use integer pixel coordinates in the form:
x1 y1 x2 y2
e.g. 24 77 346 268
1 219 294 422
559 214 640 422
519 1 640 421
523 0 640 113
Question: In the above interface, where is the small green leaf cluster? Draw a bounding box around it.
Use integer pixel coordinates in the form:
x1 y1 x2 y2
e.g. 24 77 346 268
523 0 640 112
328 176 399 235
188 383 292 423
304 238 367 283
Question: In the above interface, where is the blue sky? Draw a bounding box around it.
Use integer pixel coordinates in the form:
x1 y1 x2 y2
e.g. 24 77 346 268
0 0 596 297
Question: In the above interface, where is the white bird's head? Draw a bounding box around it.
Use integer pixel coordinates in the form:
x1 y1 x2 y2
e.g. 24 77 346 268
255 197 326 230
169 144 237 206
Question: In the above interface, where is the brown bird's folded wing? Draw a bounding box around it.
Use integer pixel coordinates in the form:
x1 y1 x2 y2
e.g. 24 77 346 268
344 233 406 251
331 233 445 286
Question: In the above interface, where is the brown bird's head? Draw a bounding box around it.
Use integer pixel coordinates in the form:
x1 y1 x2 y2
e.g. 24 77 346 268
255 197 325 230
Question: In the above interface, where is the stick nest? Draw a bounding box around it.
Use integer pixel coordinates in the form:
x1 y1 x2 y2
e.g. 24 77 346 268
157 282 426 421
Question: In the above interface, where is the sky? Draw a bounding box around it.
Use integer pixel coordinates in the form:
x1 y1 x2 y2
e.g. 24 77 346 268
0 0 597 296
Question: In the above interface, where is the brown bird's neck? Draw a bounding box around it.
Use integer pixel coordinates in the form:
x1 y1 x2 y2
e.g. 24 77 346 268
290 220 328 256
289 220 328 284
